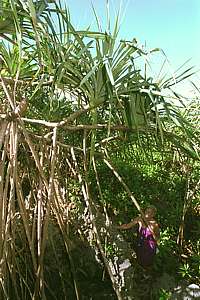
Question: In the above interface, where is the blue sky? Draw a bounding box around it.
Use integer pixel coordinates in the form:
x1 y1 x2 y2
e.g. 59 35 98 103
63 0 199 68
61 0 200 93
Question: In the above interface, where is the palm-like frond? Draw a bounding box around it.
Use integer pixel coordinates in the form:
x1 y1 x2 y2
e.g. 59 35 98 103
0 1 199 299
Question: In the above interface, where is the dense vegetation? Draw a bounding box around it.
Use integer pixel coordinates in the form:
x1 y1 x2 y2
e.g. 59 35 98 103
0 1 199 299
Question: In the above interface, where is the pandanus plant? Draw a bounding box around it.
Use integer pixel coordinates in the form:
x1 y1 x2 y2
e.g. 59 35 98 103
0 0 199 299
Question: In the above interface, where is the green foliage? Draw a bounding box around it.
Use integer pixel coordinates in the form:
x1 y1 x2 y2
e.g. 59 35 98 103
0 0 200 299
90 137 200 295
158 289 172 300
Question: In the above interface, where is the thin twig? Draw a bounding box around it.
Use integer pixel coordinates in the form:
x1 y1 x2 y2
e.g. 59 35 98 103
103 157 143 214
71 147 123 300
